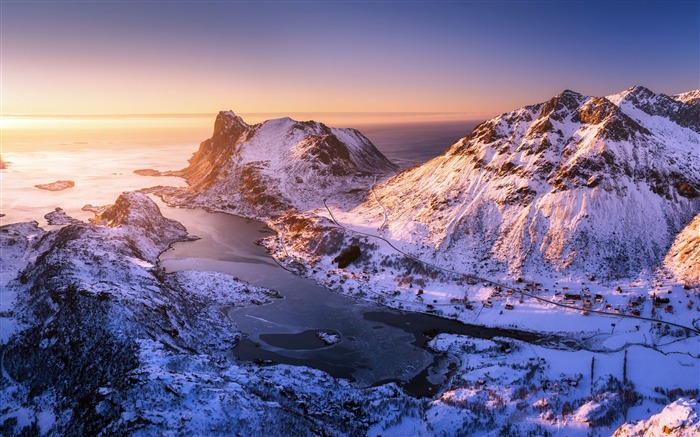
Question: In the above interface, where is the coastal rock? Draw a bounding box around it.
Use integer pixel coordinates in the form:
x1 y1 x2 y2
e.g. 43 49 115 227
613 398 700 437
133 168 162 176
44 207 82 225
35 180 75 191
316 330 341 345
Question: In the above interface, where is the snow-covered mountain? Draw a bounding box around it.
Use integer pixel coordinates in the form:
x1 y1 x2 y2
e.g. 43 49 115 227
673 89 700 105
354 86 699 278
152 111 396 218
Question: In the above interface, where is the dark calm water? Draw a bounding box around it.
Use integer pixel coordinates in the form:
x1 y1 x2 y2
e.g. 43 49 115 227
356 120 481 168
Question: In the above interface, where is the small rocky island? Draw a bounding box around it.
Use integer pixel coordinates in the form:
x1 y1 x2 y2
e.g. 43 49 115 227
316 330 341 345
133 169 163 176
35 180 75 191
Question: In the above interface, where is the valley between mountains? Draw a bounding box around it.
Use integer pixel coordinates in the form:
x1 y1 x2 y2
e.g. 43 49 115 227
2 86 699 435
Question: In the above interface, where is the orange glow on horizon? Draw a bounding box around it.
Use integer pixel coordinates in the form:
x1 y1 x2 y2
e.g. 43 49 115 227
0 112 483 154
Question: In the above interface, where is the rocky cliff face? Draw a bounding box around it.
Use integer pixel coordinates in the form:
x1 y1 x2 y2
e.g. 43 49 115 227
355 86 699 278
664 213 700 286
152 111 397 219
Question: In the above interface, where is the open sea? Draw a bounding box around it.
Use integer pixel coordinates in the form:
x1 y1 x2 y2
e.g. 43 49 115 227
0 114 481 225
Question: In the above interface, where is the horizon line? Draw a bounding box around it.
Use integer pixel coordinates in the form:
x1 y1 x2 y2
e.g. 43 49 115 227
2 111 487 119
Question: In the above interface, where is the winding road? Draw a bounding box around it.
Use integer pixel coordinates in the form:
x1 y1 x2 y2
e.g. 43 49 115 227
321 199 700 336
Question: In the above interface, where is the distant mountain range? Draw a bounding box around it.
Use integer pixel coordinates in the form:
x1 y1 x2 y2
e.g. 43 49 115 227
148 86 699 283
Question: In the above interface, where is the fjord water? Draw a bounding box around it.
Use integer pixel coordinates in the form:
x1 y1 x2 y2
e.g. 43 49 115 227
157 207 437 388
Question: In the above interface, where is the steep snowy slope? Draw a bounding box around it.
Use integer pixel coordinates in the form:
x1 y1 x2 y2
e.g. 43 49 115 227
664 213 700 286
355 86 699 278
152 111 396 218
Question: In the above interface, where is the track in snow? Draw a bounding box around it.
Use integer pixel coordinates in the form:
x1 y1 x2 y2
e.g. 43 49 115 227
370 175 388 232
322 200 700 336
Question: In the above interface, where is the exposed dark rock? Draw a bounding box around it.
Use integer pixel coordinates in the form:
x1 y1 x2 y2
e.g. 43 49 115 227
298 134 354 176
587 174 603 188
333 245 361 268
677 181 699 198
44 207 81 225
539 89 585 122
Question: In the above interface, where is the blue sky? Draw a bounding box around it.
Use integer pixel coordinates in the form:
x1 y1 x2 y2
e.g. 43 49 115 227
3 0 698 115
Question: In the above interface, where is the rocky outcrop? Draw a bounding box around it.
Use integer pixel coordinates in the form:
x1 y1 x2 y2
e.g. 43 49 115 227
35 180 75 191
133 168 162 176
673 89 700 105
613 398 700 437
44 207 81 225
664 213 700 286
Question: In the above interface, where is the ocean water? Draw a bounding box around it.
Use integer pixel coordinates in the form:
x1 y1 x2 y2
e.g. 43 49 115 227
356 120 480 167
0 115 481 225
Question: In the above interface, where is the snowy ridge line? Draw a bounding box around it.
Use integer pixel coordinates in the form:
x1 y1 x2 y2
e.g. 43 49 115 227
322 200 700 335
370 175 388 231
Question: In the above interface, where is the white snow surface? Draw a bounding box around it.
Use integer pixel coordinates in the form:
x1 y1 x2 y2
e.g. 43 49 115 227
672 89 700 105
613 398 700 436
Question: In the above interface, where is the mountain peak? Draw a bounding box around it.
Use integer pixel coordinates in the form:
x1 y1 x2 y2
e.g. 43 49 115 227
538 89 587 122
215 110 248 129
152 111 396 219
559 89 584 98
607 86 700 133
607 85 657 105
626 84 654 96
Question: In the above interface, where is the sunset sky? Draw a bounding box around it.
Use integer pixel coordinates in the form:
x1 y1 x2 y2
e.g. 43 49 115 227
2 1 698 118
